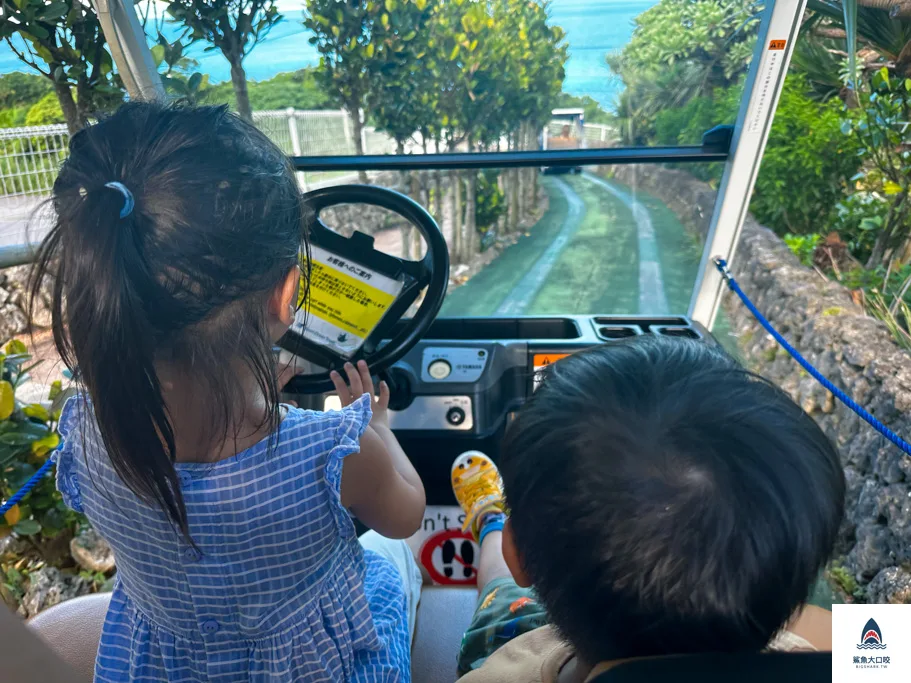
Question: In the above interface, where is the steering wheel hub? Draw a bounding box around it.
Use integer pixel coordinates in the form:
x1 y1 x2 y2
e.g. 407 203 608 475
281 185 449 393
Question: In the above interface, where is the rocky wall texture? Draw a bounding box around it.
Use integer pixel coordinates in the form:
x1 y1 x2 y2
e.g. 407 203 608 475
611 164 911 603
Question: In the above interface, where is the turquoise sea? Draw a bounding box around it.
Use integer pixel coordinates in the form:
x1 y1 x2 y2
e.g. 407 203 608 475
0 0 656 110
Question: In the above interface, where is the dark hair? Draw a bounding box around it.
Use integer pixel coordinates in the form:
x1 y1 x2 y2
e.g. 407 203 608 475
29 102 307 540
500 336 845 663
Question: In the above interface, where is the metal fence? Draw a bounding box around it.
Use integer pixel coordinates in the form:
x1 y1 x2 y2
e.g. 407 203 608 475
0 113 617 263
0 111 396 257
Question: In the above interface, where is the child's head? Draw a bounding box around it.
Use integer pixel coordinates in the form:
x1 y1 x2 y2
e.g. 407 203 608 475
31 102 306 536
499 336 844 664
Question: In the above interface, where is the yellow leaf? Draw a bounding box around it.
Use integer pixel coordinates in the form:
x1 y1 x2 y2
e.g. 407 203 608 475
23 403 50 422
0 381 14 421
883 181 902 195
366 43 375 58
31 433 60 459
4 504 21 526
381 13 389 28
450 45 460 60
4 340 26 355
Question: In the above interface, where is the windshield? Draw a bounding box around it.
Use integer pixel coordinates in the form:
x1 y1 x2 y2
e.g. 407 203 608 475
0 0 759 317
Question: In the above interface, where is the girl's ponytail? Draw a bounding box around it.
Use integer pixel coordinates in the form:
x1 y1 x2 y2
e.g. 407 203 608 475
34 175 189 538
29 103 306 540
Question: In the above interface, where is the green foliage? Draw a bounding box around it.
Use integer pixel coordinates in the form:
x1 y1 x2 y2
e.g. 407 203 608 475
0 106 28 128
0 71 51 110
363 0 436 146
828 564 862 601
841 67 911 266
0 340 80 547
149 31 210 106
166 0 283 120
204 69 331 111
842 263 911 350
475 170 505 237
0 0 124 132
24 91 64 125
784 233 823 267
831 192 890 264
304 0 379 119
652 85 739 181
750 74 861 235
608 0 760 144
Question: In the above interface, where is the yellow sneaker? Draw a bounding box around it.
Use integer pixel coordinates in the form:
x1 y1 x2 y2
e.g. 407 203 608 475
451 451 506 541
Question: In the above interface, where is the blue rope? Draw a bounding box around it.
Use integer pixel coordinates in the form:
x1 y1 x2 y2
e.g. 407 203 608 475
0 457 55 517
714 257 911 458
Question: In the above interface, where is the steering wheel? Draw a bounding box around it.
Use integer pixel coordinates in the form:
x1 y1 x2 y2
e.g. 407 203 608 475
281 185 449 394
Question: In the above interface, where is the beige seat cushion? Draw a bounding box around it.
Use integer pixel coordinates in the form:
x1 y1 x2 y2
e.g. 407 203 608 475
28 586 480 683
412 586 479 683
28 592 111 682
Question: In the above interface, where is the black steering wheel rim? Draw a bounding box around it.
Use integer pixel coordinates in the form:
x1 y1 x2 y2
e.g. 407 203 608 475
281 185 449 394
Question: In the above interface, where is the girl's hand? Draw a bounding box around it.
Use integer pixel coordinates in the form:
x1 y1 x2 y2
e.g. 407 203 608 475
276 359 306 408
276 360 305 391
330 360 390 429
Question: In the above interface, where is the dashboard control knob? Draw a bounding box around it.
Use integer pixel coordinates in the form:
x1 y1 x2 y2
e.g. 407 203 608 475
446 406 466 426
384 368 414 411
428 359 452 380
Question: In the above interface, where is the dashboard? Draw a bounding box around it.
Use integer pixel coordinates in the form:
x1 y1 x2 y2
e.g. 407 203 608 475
292 315 712 504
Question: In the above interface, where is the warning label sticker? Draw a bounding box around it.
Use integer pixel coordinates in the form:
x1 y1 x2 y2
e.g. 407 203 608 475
405 506 479 585
532 353 570 371
768 39 786 51
294 246 404 358
419 528 479 586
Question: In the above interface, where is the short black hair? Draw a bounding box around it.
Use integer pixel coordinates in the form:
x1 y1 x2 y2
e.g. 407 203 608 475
500 336 844 664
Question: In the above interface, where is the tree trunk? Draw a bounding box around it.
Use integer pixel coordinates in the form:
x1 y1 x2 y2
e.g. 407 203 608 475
53 80 81 135
433 171 443 224
521 122 534 220
433 139 444 223
396 140 412 258
229 57 253 123
451 169 463 263
410 171 423 260
465 170 478 257
350 108 369 184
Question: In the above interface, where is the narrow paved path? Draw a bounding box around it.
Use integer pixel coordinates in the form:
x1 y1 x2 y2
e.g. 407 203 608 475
581 172 669 315
443 173 686 318
495 177 584 315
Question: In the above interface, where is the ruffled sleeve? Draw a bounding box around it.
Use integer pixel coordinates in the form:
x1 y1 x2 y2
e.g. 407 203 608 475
54 396 85 513
324 393 372 538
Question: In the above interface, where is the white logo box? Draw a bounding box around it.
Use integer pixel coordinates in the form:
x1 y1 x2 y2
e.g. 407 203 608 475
833 604 911 683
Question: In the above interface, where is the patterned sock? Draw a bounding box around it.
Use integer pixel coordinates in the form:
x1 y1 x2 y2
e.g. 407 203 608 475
477 511 506 546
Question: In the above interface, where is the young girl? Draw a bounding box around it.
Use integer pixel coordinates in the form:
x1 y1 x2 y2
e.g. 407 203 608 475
32 102 425 682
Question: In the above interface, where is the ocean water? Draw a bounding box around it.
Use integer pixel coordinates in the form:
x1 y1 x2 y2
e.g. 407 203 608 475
0 0 656 110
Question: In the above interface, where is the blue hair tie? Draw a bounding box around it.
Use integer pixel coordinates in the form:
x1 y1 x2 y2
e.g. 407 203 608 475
104 181 135 219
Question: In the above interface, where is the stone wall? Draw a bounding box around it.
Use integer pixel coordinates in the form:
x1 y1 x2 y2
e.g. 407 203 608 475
0 265 53 343
610 164 911 603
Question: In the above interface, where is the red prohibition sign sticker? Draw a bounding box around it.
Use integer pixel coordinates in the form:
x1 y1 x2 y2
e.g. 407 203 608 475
419 527 479 586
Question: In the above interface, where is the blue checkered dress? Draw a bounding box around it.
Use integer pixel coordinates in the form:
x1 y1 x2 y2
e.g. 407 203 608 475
56 394 411 682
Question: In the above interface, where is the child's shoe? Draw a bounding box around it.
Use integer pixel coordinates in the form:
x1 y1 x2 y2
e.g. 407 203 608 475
451 450 507 542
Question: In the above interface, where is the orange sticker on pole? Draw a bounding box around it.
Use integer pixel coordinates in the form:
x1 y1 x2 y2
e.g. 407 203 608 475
769 40 786 50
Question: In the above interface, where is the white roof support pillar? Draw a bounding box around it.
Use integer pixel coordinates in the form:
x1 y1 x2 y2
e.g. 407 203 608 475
94 0 165 101
688 0 808 328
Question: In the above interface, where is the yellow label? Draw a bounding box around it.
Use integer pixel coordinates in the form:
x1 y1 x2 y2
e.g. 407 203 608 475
305 258 397 339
